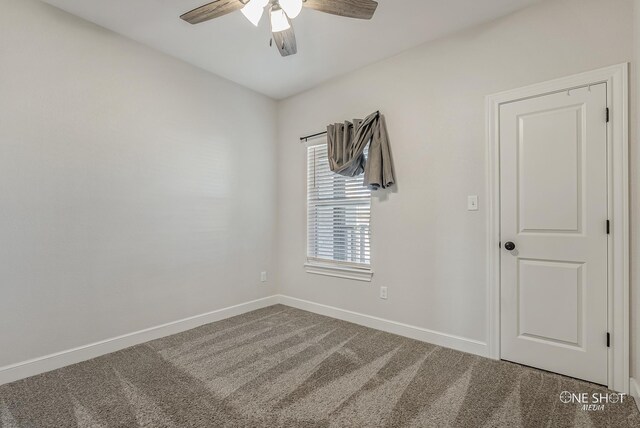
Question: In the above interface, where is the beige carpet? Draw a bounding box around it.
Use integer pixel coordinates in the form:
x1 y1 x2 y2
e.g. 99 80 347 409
0 304 638 427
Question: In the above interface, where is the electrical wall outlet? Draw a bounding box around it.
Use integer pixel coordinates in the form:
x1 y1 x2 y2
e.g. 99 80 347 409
380 286 388 300
260 271 268 283
468 195 479 211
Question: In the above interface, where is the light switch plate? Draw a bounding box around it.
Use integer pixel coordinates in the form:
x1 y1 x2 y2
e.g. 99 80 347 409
468 195 479 211
260 271 268 282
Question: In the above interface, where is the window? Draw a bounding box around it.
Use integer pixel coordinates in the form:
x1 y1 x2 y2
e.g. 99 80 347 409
305 141 372 281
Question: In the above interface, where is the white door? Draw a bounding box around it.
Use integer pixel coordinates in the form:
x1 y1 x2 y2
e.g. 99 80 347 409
499 83 608 385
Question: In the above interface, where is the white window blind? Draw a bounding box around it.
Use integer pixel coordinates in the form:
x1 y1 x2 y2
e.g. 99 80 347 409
307 142 371 266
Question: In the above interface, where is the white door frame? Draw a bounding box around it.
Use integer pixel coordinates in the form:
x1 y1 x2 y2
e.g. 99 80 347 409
486 63 629 393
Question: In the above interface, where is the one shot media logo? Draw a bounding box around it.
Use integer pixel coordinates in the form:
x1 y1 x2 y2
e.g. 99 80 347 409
559 391 627 411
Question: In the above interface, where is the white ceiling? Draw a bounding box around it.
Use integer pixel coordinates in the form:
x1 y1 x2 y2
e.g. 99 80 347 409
41 0 542 99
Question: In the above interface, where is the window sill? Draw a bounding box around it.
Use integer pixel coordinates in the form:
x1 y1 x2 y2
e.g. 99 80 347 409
304 261 373 282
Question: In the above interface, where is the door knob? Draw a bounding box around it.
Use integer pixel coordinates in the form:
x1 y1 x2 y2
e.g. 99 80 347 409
504 241 516 251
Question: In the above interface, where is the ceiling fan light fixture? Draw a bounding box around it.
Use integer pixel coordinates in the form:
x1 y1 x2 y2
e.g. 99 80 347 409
270 6 291 32
241 0 269 26
279 0 303 19
180 0 379 57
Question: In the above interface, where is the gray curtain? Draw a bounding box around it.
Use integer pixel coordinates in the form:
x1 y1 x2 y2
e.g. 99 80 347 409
327 111 395 190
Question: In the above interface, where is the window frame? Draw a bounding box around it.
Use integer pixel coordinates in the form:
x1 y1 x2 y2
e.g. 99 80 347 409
304 138 373 282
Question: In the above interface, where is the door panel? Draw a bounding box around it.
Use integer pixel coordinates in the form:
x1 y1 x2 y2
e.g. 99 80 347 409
519 105 582 233
518 259 583 346
500 84 608 385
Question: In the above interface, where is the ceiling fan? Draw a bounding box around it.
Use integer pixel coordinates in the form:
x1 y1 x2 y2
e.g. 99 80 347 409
180 0 379 57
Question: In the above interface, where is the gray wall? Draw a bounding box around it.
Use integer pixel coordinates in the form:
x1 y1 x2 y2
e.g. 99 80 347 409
276 0 634 352
0 0 278 367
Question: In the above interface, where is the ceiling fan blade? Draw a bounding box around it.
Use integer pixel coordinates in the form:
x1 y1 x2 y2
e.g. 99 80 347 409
303 0 378 20
181 0 245 24
273 26 297 57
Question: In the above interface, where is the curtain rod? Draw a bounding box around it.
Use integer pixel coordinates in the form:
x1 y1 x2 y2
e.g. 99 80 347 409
299 111 380 143
299 131 327 143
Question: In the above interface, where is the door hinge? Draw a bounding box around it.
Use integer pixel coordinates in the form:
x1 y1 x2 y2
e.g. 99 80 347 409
607 332 610 347
606 220 610 234
606 108 610 123
498 241 501 249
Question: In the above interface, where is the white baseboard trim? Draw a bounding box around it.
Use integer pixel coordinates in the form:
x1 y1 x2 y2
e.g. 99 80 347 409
277 295 489 358
630 377 640 412
1 294 491 386
0 295 279 386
